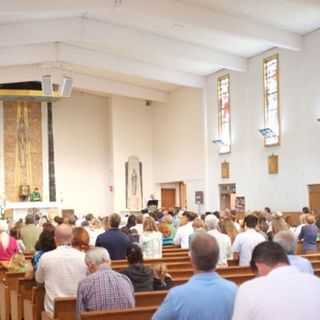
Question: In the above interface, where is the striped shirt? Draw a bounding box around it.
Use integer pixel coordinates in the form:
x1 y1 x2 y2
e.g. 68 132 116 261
76 266 135 319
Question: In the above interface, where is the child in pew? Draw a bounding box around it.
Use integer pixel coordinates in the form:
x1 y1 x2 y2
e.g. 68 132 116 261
152 263 173 291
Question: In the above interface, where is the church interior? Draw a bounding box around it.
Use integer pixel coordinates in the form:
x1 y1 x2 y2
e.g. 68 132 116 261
0 1 319 319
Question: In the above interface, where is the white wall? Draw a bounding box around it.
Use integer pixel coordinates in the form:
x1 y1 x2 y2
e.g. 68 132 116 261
111 95 154 211
206 29 320 212
53 91 113 216
152 87 205 212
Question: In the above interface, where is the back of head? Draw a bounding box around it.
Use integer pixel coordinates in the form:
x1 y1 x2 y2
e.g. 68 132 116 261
36 227 56 252
273 230 297 255
302 207 310 214
306 214 315 225
205 214 219 230
127 215 136 228
85 247 110 267
109 213 121 228
25 214 34 225
271 216 289 235
250 241 289 272
72 227 90 251
245 215 258 229
55 224 73 246
190 232 219 272
126 243 143 265
143 216 158 232
54 216 64 225
85 213 94 222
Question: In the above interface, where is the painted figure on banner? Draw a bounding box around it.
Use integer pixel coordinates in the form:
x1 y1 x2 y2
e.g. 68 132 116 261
126 156 143 211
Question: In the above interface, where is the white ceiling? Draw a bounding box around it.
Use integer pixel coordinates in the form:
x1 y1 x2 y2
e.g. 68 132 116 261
183 0 320 34
0 0 318 101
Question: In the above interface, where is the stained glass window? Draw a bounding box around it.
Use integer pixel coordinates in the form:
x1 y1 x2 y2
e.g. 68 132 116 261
264 54 280 146
217 74 231 154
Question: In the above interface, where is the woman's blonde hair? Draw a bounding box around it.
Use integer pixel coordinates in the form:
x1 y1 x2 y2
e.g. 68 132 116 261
272 216 289 235
306 214 315 224
221 218 238 243
143 217 158 232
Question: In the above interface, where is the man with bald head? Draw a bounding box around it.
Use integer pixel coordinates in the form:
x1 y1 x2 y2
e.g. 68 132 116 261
36 224 87 315
153 232 237 320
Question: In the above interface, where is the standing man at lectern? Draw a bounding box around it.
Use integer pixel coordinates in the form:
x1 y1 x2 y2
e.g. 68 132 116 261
147 194 158 213
30 187 41 202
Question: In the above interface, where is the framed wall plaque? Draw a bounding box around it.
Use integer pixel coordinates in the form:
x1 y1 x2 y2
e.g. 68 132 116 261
221 161 230 179
268 154 279 174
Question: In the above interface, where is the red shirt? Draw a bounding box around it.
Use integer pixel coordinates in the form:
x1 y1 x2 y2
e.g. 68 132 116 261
0 237 18 261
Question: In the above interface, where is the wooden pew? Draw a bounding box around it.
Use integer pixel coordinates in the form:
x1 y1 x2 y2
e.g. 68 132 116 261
41 292 168 320
41 297 77 320
0 272 25 320
80 306 158 320
11 279 36 320
24 286 45 320
135 290 167 308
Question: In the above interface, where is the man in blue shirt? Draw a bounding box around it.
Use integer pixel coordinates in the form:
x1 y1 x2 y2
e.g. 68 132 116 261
152 232 237 320
96 213 130 260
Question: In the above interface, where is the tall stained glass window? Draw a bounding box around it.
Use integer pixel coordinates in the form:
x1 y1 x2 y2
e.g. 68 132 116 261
217 74 231 154
263 54 280 146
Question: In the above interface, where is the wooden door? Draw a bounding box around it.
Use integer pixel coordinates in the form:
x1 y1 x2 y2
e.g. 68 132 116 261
179 182 187 209
309 184 320 214
161 188 176 210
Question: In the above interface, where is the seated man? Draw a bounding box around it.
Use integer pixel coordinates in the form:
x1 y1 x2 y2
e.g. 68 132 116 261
35 224 87 315
76 247 135 318
153 233 237 320
232 241 320 320
274 230 313 274
232 215 265 266
96 213 130 260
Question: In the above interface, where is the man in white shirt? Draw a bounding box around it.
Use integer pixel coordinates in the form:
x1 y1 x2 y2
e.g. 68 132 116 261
205 214 232 266
274 230 313 274
232 215 265 266
174 212 195 249
36 224 87 315
232 241 320 320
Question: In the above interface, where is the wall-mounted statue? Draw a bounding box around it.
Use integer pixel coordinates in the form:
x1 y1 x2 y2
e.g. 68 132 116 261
125 156 143 210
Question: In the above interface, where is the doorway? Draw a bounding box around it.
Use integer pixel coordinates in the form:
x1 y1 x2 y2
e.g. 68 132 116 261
161 188 176 210
308 184 320 214
219 183 236 210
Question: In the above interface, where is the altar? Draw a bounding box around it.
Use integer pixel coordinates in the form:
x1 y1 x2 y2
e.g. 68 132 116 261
5 202 60 221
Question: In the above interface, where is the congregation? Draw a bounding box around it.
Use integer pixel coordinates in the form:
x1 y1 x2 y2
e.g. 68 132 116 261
1 207 320 320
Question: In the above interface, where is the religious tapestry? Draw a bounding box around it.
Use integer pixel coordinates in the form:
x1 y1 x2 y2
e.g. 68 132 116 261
4 101 43 201
125 156 143 210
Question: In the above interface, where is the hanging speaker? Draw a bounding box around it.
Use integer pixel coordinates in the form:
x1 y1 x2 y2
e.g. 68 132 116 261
60 76 73 97
41 75 53 96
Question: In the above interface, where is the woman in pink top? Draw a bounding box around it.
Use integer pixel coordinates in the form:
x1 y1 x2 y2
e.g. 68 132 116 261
0 220 18 261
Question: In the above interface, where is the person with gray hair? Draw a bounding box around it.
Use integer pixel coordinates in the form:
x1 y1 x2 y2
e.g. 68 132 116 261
76 247 134 319
205 214 232 266
153 233 237 320
274 230 313 274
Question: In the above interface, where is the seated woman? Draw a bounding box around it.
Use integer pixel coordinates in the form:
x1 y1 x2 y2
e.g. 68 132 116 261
299 214 318 253
32 223 56 271
141 217 162 259
121 243 153 292
0 220 18 262
152 263 173 291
